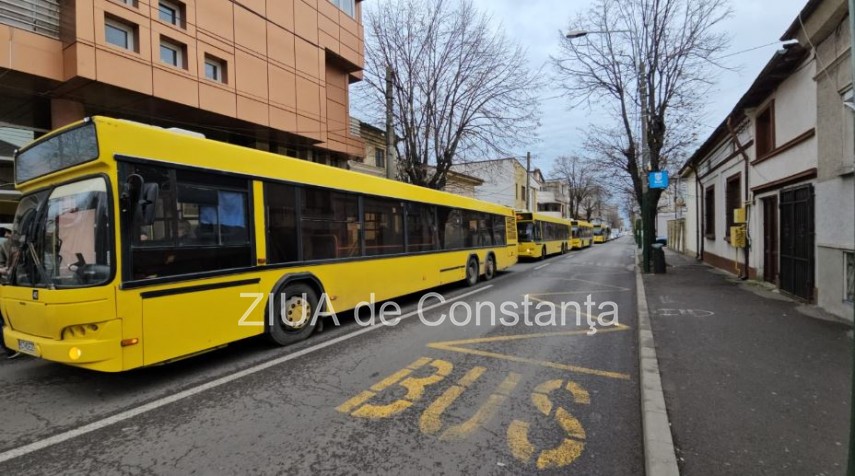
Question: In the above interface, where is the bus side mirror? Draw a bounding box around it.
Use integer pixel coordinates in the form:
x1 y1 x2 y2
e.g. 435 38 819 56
138 183 159 226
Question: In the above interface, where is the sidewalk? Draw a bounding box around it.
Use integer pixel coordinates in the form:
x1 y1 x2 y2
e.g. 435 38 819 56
644 249 851 475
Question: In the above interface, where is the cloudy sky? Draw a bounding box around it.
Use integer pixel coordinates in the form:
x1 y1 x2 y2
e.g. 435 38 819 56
463 0 809 174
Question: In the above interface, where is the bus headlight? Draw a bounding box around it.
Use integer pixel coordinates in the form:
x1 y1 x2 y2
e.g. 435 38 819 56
69 347 83 360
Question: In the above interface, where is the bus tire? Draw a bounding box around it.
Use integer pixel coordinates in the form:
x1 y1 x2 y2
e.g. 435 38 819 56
465 257 479 287
483 254 496 281
267 283 319 346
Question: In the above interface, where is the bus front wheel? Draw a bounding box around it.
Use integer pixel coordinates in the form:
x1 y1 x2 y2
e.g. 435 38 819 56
465 257 479 287
268 283 320 346
483 255 496 281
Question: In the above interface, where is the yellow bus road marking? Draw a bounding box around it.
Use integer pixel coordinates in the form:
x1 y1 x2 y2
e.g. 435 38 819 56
0 286 493 466
508 378 590 470
420 366 487 434
427 327 631 381
336 357 434 414
342 359 455 420
339 358 602 470
438 372 520 441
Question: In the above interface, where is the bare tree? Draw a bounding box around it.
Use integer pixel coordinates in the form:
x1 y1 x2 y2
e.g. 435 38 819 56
552 155 597 219
551 0 730 270
359 0 542 189
581 183 611 221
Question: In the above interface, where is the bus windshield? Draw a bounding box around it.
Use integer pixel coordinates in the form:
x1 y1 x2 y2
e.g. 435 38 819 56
11 177 113 288
517 222 534 242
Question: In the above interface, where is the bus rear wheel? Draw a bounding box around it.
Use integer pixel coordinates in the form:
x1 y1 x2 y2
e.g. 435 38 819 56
267 283 319 346
465 257 479 287
483 255 496 281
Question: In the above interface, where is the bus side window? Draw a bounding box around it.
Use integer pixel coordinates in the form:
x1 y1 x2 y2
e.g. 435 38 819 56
266 182 299 263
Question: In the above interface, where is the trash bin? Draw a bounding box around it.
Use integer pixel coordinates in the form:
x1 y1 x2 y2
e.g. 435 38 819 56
651 243 666 274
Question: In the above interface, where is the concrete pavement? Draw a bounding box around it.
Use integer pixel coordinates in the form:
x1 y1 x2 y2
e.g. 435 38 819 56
644 249 851 475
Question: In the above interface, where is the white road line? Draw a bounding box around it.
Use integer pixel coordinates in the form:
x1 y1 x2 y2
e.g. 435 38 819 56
0 285 493 464
534 263 550 270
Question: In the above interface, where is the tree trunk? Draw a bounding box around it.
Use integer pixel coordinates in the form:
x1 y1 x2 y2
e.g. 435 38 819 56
641 188 662 273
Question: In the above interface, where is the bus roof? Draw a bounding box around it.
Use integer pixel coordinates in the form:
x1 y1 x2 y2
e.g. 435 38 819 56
18 117 516 217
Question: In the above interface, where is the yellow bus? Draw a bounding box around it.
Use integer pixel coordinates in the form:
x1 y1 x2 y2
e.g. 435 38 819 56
593 223 607 243
515 212 572 260
1 117 519 372
571 220 594 249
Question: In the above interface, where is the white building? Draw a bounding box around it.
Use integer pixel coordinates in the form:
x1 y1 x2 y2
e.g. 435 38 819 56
680 0 853 322
537 179 570 218
452 158 540 211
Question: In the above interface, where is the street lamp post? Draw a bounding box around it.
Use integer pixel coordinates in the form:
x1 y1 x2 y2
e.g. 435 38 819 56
564 28 650 271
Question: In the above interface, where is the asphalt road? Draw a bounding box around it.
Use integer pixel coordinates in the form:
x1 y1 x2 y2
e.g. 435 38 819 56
0 237 642 475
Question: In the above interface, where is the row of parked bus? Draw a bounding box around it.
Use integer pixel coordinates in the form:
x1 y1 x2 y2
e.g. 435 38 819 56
515 212 611 260
2 117 612 372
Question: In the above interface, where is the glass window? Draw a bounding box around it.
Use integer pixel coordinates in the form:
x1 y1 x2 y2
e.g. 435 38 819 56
845 251 854 303
517 222 533 242
266 183 298 263
159 0 183 26
160 39 183 68
121 163 253 281
406 202 437 252
330 0 355 17
364 198 404 256
204 55 226 83
437 207 464 250
461 210 492 247
106 22 129 49
492 214 506 246
375 149 386 169
16 123 98 184
12 178 112 288
704 186 715 239
301 187 359 260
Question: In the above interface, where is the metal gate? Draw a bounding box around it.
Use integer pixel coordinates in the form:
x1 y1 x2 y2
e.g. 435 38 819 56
779 184 814 301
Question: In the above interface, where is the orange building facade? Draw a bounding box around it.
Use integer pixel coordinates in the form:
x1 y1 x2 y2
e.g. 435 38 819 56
0 0 365 165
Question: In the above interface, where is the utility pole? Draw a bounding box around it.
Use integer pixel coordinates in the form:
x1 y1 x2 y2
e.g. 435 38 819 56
385 65 395 180
526 151 532 211
639 61 651 273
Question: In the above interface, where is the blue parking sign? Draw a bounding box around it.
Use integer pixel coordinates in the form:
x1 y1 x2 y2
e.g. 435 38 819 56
648 171 669 189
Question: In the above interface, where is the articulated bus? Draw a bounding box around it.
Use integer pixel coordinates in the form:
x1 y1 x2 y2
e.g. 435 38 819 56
571 220 594 249
515 212 572 259
1 117 519 372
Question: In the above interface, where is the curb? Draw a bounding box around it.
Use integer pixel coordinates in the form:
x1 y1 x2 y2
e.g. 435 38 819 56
636 256 680 476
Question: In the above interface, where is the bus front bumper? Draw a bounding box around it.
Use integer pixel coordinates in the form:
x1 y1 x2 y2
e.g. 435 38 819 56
518 246 538 258
3 319 124 372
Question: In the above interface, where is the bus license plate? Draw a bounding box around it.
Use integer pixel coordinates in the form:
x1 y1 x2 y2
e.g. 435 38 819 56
17 339 36 355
